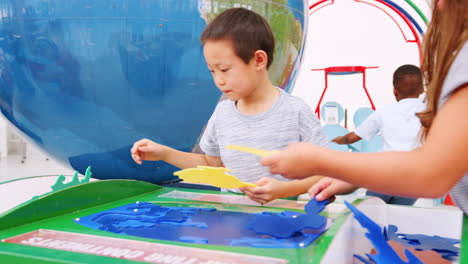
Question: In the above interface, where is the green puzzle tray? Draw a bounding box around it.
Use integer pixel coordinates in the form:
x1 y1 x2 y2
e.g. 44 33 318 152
0 179 466 264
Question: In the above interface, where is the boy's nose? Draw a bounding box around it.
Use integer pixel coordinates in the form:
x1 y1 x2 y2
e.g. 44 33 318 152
215 77 226 86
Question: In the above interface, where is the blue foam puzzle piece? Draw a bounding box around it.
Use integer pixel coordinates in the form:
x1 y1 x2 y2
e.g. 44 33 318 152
279 211 306 218
344 201 423 264
396 234 459 253
249 214 325 238
249 198 327 238
366 253 378 263
304 198 329 215
157 210 187 223
386 224 460 260
75 202 324 248
385 224 399 241
354 254 373 264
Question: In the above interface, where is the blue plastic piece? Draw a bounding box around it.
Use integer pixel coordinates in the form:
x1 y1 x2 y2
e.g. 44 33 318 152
353 107 374 127
248 212 326 238
386 224 460 260
304 197 329 214
0 0 306 183
384 224 398 240
394 233 460 252
354 253 373 264
322 124 362 152
279 211 305 218
322 125 352 152
360 135 384 153
75 202 324 248
351 107 383 153
249 198 328 238
344 201 423 264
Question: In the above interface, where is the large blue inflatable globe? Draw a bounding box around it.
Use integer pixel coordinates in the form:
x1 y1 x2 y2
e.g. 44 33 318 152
0 0 307 183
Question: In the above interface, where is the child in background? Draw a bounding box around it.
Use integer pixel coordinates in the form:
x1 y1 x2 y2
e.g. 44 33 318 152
332 64 424 205
261 0 468 215
131 8 329 204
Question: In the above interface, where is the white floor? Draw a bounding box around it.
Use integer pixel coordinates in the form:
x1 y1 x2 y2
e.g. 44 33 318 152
0 143 86 214
0 143 77 183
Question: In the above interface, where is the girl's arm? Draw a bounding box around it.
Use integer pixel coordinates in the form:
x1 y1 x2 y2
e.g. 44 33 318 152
263 84 468 198
308 177 358 201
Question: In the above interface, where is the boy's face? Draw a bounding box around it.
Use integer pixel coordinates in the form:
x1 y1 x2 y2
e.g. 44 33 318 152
203 39 260 101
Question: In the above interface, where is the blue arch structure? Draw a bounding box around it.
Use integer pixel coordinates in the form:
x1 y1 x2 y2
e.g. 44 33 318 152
380 0 423 34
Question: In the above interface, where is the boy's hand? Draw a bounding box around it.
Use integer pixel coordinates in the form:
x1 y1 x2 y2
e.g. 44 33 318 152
260 142 322 179
240 177 285 204
131 138 167 164
308 177 357 201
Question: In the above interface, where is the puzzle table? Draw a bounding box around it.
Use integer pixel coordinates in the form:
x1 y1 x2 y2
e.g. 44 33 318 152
0 178 466 263
0 179 343 264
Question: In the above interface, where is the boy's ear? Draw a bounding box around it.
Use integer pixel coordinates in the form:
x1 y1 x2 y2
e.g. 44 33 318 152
253 50 268 70
393 87 398 98
418 86 424 95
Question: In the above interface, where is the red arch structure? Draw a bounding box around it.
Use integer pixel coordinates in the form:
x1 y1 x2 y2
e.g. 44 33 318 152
312 66 378 119
309 0 425 119
309 0 422 55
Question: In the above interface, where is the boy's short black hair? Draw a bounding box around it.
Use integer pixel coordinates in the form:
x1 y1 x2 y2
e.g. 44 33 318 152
393 64 423 97
200 8 275 69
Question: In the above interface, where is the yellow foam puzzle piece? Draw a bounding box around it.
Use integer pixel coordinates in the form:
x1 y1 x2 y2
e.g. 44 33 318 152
225 145 278 157
173 166 256 189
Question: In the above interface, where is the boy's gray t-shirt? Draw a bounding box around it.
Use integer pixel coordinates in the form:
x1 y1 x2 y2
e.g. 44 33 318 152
439 41 468 215
200 88 329 183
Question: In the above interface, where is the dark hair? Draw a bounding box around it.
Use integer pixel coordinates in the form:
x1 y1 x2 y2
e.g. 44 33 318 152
200 8 275 69
393 64 423 97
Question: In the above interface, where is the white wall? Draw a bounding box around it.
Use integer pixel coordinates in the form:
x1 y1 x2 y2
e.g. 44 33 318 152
293 0 431 129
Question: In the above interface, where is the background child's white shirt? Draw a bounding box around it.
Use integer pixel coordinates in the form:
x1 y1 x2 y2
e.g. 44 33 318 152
354 98 425 152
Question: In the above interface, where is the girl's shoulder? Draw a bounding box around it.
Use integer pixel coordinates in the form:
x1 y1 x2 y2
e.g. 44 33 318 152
440 41 468 105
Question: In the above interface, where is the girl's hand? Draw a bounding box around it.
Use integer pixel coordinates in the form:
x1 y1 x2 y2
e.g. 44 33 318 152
308 177 357 201
261 142 323 179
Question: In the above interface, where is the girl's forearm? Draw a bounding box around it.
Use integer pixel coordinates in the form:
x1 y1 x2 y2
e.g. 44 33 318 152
312 148 449 198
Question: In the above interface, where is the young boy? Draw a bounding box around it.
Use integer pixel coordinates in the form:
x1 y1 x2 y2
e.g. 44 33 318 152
131 8 329 204
332 65 425 205
333 65 424 152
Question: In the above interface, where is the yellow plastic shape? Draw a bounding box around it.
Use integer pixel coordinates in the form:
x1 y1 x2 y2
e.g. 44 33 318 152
225 145 278 157
173 166 256 189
